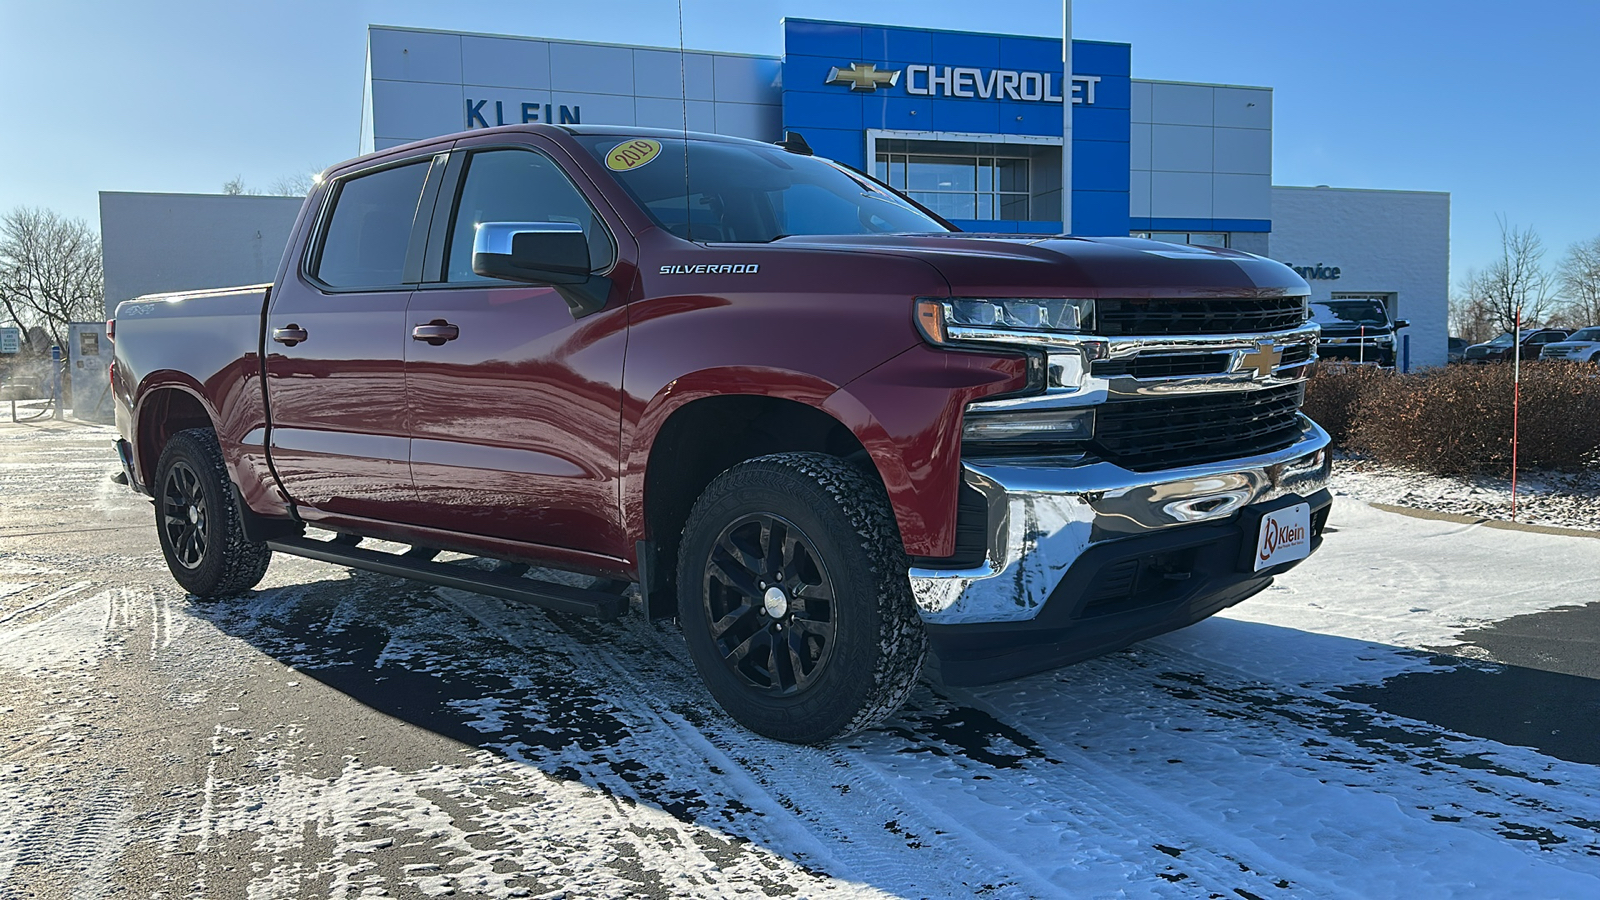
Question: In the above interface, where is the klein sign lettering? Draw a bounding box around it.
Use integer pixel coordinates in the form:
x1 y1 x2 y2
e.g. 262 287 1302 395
467 100 581 129
827 62 1100 104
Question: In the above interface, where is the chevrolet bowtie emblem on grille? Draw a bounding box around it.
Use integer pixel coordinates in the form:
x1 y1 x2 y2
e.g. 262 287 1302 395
826 62 901 92
1237 341 1284 379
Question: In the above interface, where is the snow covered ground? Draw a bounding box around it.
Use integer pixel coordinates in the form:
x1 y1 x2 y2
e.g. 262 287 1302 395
1332 454 1600 533
4 422 1600 898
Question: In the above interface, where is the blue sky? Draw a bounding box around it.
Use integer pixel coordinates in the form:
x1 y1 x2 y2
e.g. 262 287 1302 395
1 0 1596 287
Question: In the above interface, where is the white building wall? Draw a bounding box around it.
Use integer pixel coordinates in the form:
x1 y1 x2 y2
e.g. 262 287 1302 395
366 26 782 151
1130 80 1273 227
99 192 304 317
1270 186 1451 370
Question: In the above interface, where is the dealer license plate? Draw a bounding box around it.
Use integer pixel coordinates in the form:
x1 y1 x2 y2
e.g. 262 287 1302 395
1253 502 1312 571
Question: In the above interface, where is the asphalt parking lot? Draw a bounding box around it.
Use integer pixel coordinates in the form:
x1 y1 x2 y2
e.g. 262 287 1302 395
4 418 1600 898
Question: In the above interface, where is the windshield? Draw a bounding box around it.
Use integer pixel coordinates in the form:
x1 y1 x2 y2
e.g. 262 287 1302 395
1486 333 1514 347
575 135 951 242
1569 327 1600 342
1309 300 1390 328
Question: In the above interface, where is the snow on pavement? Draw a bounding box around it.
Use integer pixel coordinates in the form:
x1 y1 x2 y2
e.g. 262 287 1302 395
4 422 1600 897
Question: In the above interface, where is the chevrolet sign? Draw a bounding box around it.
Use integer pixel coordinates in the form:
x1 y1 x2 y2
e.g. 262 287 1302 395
826 63 1101 104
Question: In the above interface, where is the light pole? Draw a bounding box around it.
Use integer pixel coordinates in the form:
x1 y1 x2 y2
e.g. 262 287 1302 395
1061 0 1073 234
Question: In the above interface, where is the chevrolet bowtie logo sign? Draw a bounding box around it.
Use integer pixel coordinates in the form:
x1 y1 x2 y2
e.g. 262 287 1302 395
826 63 901 92
1237 341 1285 379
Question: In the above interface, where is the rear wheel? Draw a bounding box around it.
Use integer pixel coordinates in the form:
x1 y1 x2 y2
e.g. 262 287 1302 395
154 428 272 598
677 453 927 744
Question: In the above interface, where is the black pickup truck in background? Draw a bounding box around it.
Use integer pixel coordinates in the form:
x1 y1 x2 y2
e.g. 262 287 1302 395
1309 298 1409 368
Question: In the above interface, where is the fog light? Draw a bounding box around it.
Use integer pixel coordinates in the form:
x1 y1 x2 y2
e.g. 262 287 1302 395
962 408 1094 444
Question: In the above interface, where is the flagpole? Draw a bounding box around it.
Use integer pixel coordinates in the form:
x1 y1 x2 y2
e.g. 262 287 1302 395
1062 0 1073 235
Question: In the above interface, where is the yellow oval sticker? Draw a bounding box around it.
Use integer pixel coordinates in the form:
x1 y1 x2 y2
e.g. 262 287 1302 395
606 138 662 172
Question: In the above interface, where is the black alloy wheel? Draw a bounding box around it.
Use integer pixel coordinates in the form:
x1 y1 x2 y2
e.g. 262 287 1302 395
703 513 837 695
153 428 273 598
161 460 210 570
677 452 928 744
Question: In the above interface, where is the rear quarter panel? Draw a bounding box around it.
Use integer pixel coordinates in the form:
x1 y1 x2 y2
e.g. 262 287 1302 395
113 285 273 504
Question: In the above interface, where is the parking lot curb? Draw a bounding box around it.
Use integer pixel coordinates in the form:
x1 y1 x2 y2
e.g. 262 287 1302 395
1367 502 1600 541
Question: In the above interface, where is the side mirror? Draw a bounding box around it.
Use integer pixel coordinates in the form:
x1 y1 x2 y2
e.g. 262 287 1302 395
1393 319 1410 329
471 222 611 317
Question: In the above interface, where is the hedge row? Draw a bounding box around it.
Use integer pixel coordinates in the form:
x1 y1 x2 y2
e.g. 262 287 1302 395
1302 362 1600 475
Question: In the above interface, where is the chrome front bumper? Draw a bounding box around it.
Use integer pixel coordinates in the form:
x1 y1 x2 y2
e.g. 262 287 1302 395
908 415 1333 626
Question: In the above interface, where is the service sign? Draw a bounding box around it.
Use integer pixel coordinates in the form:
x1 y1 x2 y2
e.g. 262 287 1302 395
1254 503 1312 571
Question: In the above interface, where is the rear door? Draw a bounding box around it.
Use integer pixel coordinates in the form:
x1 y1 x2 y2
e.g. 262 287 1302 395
264 152 446 521
401 140 632 556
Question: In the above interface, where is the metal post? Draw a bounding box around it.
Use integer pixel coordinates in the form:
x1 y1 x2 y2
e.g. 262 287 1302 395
1511 309 1521 520
1402 333 1411 372
1061 0 1073 235
50 345 63 420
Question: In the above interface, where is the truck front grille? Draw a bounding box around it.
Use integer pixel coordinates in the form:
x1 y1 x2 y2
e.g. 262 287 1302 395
1093 384 1305 472
1096 297 1307 336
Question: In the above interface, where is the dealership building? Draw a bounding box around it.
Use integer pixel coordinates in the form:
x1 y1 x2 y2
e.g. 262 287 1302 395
100 18 1450 367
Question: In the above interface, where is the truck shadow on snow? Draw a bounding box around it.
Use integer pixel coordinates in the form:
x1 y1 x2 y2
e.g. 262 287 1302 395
190 566 1600 888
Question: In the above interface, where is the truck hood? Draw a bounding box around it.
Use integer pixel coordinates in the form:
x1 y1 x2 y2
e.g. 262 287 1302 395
769 233 1308 299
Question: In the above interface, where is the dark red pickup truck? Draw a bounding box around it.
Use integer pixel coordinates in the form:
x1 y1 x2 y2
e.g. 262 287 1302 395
112 124 1332 742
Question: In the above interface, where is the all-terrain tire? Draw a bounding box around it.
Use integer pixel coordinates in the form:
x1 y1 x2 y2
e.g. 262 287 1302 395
153 428 272 598
677 452 927 744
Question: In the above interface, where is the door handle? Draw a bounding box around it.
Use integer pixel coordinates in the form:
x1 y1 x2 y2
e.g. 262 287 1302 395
411 320 459 346
272 324 308 346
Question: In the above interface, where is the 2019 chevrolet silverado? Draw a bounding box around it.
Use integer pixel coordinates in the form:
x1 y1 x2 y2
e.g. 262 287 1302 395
111 124 1332 743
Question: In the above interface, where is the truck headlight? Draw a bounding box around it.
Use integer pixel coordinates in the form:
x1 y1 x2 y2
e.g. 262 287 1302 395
962 408 1094 446
916 298 1094 344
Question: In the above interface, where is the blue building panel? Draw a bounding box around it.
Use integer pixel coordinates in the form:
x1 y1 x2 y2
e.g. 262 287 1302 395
1072 191 1130 236
929 29 1002 69
1072 105 1130 143
783 87 864 134
796 128 864 167
928 97 1002 136
860 25 933 62
783 20 862 59
1074 140 1131 193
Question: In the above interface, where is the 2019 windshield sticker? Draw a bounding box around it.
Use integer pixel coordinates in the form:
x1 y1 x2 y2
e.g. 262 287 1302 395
660 264 761 274
606 139 661 171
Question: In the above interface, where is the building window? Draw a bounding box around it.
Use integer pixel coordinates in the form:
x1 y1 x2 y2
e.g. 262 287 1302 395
1132 231 1231 249
875 139 1035 221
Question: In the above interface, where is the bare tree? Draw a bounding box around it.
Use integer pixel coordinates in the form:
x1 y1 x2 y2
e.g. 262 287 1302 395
1477 217 1555 334
268 168 323 197
0 208 104 351
222 176 268 196
1448 268 1500 344
1557 235 1600 327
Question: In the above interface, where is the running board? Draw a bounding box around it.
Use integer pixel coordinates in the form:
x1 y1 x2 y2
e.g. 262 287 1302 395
265 536 628 621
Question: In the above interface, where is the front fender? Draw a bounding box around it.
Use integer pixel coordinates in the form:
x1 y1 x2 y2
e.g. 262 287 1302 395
621 365 847 546
826 345 1030 557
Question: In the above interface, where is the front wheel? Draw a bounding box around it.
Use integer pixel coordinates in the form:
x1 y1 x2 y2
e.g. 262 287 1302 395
677 453 927 744
154 428 272 598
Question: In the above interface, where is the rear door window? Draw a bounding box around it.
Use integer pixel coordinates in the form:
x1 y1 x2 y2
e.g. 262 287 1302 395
314 161 432 289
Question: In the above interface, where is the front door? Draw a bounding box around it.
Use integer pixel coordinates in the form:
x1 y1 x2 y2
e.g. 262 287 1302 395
403 144 630 556
264 155 440 522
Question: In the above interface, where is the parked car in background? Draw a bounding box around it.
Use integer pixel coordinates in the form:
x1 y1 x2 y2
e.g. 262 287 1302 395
1308 298 1409 367
1447 337 1467 364
1463 329 1570 363
1538 326 1600 363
